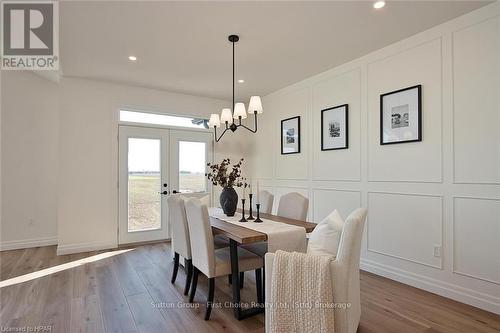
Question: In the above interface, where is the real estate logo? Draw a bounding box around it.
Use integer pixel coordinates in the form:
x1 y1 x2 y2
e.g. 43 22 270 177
1 1 59 70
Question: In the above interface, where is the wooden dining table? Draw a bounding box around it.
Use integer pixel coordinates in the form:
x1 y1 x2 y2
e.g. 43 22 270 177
209 209 316 320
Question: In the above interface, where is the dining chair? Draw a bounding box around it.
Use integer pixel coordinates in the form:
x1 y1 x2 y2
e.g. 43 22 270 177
167 195 193 296
265 208 368 333
277 192 309 221
255 190 274 214
168 194 228 296
184 198 264 320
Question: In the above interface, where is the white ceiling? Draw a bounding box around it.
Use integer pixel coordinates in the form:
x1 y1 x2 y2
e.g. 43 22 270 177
60 1 490 101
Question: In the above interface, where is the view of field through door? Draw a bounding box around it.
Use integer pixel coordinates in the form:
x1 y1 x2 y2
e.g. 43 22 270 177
119 125 212 244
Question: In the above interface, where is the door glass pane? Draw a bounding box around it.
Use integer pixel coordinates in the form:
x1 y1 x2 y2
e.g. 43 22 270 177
179 141 206 193
128 138 161 232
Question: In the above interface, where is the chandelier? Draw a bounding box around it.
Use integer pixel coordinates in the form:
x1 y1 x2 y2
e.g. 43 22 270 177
208 35 263 142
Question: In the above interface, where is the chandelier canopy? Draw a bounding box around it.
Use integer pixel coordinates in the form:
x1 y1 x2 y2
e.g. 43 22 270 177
208 35 263 142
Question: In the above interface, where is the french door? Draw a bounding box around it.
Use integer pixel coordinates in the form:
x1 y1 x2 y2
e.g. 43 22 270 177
118 125 213 244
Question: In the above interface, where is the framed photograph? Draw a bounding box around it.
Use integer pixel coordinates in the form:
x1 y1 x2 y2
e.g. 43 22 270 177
380 85 422 145
281 116 300 154
321 104 348 150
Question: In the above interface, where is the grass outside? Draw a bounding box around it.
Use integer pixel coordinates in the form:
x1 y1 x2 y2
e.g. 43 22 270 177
128 173 205 232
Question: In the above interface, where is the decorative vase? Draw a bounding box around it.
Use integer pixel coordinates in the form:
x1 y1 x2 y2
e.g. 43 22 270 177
220 186 238 216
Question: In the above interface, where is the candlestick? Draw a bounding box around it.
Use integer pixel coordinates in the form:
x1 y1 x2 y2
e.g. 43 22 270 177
239 199 247 222
254 203 263 222
247 193 255 220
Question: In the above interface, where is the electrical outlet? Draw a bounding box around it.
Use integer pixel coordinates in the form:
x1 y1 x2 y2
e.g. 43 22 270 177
433 245 441 258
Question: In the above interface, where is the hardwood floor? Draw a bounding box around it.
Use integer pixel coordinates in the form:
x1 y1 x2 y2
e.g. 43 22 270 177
0 243 498 333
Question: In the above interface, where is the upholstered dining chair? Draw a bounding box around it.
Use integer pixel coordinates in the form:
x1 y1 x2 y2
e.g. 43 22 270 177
184 198 264 320
167 195 193 296
254 190 274 214
277 192 309 221
169 194 228 296
265 208 368 333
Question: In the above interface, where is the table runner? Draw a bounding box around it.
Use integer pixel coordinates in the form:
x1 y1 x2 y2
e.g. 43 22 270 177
209 207 307 253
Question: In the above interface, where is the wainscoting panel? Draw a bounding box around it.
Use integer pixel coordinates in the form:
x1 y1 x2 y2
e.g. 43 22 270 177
367 192 443 268
312 189 362 223
367 38 443 183
452 16 500 184
273 88 310 181
311 69 362 181
453 197 500 284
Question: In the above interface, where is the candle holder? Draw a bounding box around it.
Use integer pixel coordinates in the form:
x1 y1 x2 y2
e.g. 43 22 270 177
247 193 255 220
239 199 247 222
254 203 263 223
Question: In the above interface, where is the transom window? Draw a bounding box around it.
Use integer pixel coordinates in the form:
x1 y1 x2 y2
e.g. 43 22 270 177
120 110 208 129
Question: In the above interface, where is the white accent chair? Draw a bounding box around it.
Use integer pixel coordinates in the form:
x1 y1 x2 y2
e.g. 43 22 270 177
265 208 368 333
254 190 274 214
277 192 309 221
184 198 264 320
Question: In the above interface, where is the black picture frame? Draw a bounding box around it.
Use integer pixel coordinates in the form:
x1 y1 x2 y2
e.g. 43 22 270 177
281 116 301 155
380 84 422 145
321 104 349 151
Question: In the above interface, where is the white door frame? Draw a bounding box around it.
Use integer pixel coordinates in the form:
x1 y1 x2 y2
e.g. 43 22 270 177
118 125 214 245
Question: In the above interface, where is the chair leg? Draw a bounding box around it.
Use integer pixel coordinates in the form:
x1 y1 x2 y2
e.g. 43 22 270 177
205 278 215 320
184 259 193 295
228 274 232 285
255 268 263 304
239 272 244 289
171 252 179 284
189 267 199 303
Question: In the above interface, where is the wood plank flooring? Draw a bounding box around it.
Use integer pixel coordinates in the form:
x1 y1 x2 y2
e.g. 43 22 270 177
0 243 498 333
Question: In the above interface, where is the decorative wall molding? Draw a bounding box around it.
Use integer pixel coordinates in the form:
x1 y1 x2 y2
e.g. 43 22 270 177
364 38 444 184
451 196 500 285
367 191 443 269
451 15 500 185
0 236 58 251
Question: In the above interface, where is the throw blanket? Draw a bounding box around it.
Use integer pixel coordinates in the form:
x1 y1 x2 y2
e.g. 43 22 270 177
269 250 335 333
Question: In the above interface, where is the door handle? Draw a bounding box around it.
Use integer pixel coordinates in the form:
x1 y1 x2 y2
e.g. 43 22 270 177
172 190 181 194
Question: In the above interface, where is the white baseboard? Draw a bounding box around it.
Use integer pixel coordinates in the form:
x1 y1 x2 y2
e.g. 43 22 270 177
57 241 118 255
361 259 500 315
0 236 58 251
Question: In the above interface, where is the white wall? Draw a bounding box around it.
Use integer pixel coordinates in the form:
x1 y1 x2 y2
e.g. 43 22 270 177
57 77 251 254
1 72 252 253
0 71 59 250
251 3 500 313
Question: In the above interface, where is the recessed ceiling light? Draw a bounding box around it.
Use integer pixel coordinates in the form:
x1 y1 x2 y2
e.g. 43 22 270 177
238 79 245 83
373 1 385 9
128 55 137 61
